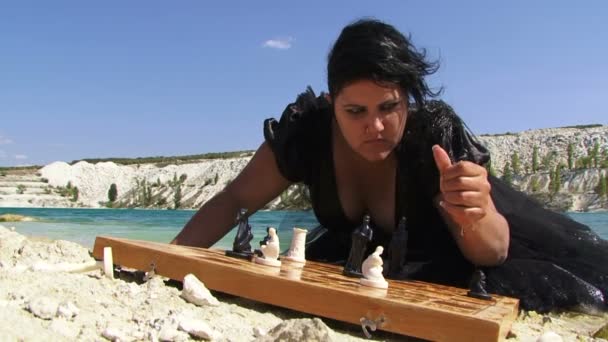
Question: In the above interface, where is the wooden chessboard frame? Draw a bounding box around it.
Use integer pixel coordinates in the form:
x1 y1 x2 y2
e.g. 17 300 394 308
92 236 519 341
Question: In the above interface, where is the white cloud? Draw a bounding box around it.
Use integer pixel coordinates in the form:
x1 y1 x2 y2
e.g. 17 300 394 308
14 154 28 160
262 37 294 50
0 135 13 145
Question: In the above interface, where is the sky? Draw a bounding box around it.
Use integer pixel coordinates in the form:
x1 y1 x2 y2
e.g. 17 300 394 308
1 1 607 167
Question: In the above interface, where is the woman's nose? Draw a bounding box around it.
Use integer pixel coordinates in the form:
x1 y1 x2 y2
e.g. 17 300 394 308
368 115 384 133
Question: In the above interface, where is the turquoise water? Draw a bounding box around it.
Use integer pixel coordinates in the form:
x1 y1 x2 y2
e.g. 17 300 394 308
1 207 607 251
0 207 320 250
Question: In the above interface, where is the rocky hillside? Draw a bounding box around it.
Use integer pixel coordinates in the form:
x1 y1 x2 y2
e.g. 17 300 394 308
0 125 606 212
478 124 608 211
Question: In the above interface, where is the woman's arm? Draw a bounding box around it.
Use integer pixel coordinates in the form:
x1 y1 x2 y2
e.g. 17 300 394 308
170 142 291 247
432 145 510 266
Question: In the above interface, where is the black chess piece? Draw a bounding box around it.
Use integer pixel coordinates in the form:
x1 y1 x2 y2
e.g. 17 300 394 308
343 214 374 278
254 226 273 257
387 216 408 278
225 208 254 260
467 268 493 300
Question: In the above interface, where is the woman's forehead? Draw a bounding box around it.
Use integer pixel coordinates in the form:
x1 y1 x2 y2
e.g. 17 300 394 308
335 80 404 104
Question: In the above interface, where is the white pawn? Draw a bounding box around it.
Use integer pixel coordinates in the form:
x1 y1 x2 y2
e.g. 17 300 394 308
284 227 307 263
254 227 282 267
360 246 388 289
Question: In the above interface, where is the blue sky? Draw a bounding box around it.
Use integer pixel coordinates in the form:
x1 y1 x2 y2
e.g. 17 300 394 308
1 1 606 167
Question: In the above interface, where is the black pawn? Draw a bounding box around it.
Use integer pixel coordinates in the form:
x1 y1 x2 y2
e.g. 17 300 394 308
343 215 374 278
225 208 254 260
387 216 408 278
467 268 493 300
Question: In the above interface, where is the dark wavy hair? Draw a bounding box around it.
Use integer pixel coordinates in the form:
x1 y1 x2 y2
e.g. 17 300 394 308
327 18 440 107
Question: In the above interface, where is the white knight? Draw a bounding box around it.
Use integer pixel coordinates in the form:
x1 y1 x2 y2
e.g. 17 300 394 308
360 246 388 289
255 227 281 267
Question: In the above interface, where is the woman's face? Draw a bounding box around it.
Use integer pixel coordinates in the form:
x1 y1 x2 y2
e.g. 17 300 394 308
332 79 408 162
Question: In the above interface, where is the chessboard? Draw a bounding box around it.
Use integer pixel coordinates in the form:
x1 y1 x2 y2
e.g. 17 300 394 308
92 236 519 342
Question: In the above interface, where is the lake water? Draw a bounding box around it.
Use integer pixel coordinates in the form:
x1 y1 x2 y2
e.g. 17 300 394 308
1 207 607 251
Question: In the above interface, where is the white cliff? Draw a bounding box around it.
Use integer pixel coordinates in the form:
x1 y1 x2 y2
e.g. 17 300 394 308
0 124 606 211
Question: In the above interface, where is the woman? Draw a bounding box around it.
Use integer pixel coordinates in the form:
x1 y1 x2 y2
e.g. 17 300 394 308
172 19 608 313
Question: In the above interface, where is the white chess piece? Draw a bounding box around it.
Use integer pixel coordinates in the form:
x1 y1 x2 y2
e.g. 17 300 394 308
360 246 388 289
284 227 307 263
254 227 282 267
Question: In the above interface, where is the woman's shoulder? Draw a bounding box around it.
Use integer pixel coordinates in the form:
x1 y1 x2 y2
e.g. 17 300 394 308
264 87 331 141
263 87 332 183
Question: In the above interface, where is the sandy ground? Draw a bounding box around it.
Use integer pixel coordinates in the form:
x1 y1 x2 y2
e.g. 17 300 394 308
0 224 606 342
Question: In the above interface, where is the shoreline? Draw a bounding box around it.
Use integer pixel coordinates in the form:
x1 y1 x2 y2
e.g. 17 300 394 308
2 204 607 214
1 224 607 341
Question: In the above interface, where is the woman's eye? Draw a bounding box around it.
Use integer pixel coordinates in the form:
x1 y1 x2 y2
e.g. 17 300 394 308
346 107 365 115
381 102 399 111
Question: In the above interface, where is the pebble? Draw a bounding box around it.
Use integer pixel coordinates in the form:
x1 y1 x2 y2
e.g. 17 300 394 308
180 274 219 307
178 317 222 340
102 327 131 342
56 301 79 319
537 331 563 342
27 296 59 320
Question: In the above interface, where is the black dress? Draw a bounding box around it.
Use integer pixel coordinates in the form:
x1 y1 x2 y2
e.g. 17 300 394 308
263 87 608 313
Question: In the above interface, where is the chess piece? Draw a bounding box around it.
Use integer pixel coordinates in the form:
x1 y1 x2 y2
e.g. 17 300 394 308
467 268 492 300
284 227 308 263
343 214 374 278
254 226 273 257
387 216 408 278
225 208 254 260
360 246 388 289
254 227 282 267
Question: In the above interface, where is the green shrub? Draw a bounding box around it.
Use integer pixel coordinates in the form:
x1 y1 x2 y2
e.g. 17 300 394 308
532 146 539 172
485 160 496 177
173 183 182 209
71 187 79 202
502 162 512 185
597 173 607 198
511 152 521 175
16 184 26 194
567 143 574 169
108 183 118 202
531 176 540 192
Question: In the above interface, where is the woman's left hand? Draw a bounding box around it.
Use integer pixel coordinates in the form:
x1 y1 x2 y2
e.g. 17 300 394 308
432 144 493 230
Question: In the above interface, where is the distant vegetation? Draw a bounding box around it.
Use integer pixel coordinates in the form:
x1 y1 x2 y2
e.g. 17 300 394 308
0 166 41 172
481 124 604 137
71 150 256 166
559 124 604 129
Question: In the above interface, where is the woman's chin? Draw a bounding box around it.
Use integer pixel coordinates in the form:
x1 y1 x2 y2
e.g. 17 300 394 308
358 150 393 163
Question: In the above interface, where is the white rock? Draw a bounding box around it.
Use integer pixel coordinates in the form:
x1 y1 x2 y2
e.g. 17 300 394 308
257 318 335 342
102 327 131 342
159 327 188 342
27 297 59 320
178 317 222 340
252 327 267 337
56 301 79 319
49 319 79 339
537 331 563 342
180 274 219 307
